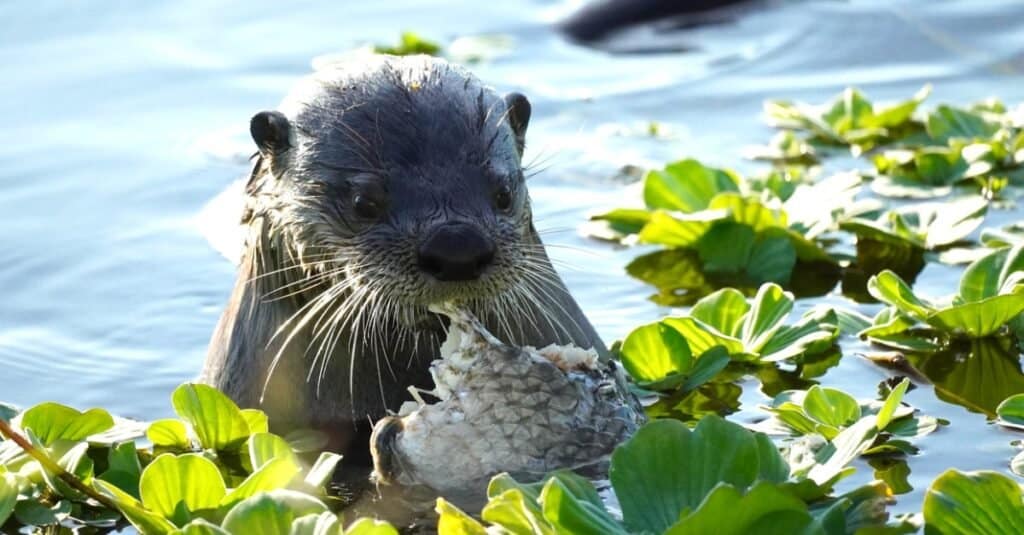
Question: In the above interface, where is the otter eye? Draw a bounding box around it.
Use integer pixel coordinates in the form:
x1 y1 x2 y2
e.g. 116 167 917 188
353 194 381 220
494 185 512 211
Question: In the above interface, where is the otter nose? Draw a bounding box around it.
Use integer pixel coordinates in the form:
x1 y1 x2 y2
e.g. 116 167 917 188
417 222 496 281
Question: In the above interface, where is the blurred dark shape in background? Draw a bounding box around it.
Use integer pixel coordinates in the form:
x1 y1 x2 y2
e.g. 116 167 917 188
560 0 756 42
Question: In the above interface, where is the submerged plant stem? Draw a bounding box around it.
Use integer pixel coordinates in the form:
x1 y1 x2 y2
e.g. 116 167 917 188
0 418 119 510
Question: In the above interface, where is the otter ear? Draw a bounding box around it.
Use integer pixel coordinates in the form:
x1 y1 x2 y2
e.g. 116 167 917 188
250 110 292 155
504 92 531 155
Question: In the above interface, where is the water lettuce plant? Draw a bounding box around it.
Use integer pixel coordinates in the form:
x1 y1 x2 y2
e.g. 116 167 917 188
0 384 394 534
764 86 932 153
591 159 839 302
620 284 839 389
923 469 1024 534
861 244 1024 347
765 84 1024 207
436 416 899 534
839 196 989 255
757 379 941 474
372 31 442 56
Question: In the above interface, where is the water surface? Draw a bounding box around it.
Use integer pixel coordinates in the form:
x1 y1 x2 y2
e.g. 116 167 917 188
2 0 1024 523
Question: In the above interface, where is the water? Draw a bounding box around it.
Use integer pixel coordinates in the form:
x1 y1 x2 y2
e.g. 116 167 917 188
2 0 1023 525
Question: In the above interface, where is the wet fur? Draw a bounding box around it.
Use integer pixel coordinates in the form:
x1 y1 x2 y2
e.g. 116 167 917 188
201 56 604 449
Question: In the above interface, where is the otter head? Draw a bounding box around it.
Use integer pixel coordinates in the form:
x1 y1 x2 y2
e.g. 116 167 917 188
245 56 547 347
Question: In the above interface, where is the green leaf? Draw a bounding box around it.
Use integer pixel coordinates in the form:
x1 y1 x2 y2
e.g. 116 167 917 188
0 470 16 527
41 441 95 500
803 386 861 428
643 159 739 212
589 208 652 236
923 196 988 249
345 517 399 535
697 222 754 273
481 488 555 535
638 210 723 247
765 401 821 436
95 479 179 535
241 409 269 434
289 512 340 535
304 451 343 490
740 283 793 353
667 481 812 534
175 519 230 535
171 383 251 451
746 230 798 285
927 293 1024 337
924 470 1024 534
221 490 329 535
13 499 71 527
861 307 918 338
221 456 302 510
436 498 488 535
709 193 787 231
609 416 788 533
18 402 114 446
758 308 839 362
913 148 968 186
997 393 1024 428
539 476 627 535
620 321 693 385
691 288 750 336
926 105 1001 142
866 84 931 128
147 419 191 449
823 88 874 134
960 245 1024 302
877 378 911 430
373 31 442 56
682 347 732 392
248 432 297 470
100 441 143 498
140 453 227 522
661 317 743 357
867 270 934 319
866 332 942 353
808 417 879 485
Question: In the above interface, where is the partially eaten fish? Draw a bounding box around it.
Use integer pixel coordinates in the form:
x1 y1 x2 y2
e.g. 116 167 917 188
370 303 645 502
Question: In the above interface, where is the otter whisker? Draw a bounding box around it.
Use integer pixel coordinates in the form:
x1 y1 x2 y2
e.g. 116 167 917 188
262 266 347 302
261 278 350 402
520 270 587 343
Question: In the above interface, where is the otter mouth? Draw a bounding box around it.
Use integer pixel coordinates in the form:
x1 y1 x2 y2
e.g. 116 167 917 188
368 303 645 498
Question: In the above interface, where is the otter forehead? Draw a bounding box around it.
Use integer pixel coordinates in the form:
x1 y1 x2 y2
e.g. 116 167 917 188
282 56 521 184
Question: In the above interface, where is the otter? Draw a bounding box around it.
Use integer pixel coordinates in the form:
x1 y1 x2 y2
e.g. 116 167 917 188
201 55 604 455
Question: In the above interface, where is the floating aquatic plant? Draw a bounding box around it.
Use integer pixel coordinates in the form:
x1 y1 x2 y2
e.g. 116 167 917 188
861 244 1024 347
372 31 443 56
592 159 845 303
0 384 389 534
436 417 899 534
839 196 989 254
756 379 942 478
923 469 1024 534
764 86 932 154
619 284 839 379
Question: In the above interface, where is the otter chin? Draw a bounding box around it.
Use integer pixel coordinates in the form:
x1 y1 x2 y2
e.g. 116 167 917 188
201 55 605 456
